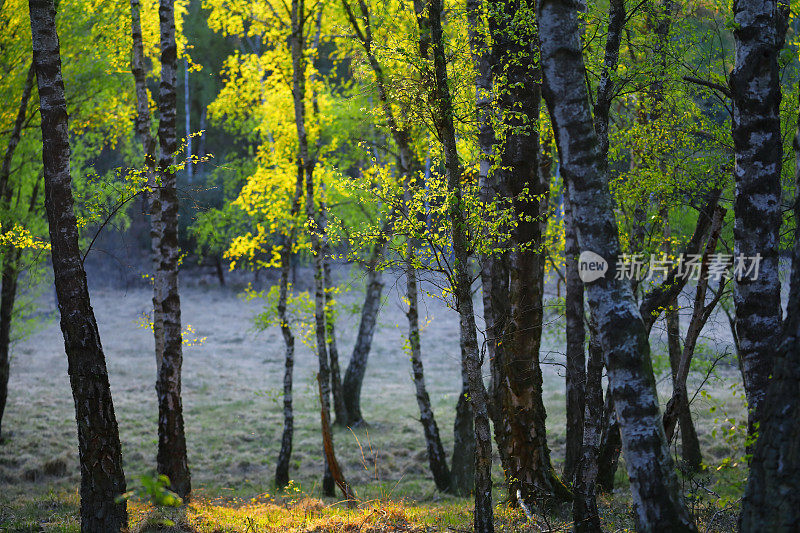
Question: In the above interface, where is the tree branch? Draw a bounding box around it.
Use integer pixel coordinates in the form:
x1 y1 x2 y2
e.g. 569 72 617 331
682 75 732 99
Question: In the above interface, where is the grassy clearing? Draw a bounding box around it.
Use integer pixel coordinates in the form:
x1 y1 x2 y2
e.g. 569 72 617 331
2 490 535 532
0 484 740 532
0 272 748 531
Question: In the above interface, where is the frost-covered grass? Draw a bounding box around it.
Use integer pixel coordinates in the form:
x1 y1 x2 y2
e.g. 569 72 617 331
0 269 747 531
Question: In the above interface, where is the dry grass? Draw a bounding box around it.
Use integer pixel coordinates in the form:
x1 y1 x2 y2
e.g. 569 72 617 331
0 268 748 531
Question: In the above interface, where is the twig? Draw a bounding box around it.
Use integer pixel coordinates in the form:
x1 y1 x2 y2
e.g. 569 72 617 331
682 76 732 99
81 189 144 264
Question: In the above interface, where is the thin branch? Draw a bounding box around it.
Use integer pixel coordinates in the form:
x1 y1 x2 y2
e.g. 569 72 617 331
81 190 145 264
682 75 732 99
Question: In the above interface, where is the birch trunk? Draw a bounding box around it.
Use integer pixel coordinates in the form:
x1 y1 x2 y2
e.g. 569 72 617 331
729 0 787 438
130 0 165 371
275 239 295 488
466 0 514 484
492 0 564 506
596 385 621 492
407 243 451 491
318 375 355 504
339 0 418 178
573 315 603 533
341 243 384 427
291 0 336 496
661 210 703 472
483 254 512 483
413 0 494 527
563 186 585 484
307 11 346 431
339 0 414 428
469 0 510 487
320 193 347 426
0 179 37 442
585 11 625 485
198 108 206 175
648 2 701 471
324 260 347 426
450 349 475 496
639 192 720 333
592 0 624 162
0 64 34 202
29 0 128 527
740 78 800 533
275 163 304 489
664 302 702 471
538 0 695 528
214 255 225 286
155 0 191 499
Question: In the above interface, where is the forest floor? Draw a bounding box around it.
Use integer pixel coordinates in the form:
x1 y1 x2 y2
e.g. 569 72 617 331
0 267 748 531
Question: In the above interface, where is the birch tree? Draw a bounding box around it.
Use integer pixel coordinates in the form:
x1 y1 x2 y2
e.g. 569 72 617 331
130 0 166 374
467 0 514 487
29 0 127 528
486 0 567 508
538 0 696 529
739 76 800 533
338 0 421 429
289 0 338 496
155 0 191 499
411 0 494 527
572 317 603 533
562 188 585 484
729 0 787 437
274 165 304 489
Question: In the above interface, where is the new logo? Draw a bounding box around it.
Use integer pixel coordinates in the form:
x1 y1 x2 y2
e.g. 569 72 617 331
578 251 608 283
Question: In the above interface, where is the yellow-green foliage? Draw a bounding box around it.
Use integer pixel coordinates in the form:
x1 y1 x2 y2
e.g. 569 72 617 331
0 223 49 251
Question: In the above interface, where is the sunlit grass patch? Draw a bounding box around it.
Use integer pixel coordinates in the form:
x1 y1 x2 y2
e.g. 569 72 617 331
0 485 739 532
129 496 472 532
